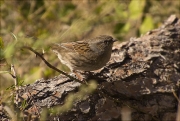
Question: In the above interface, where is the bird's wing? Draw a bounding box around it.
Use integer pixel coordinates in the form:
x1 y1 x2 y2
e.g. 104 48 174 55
60 42 76 51
73 41 91 55
73 41 98 60
51 43 75 52
51 42 96 59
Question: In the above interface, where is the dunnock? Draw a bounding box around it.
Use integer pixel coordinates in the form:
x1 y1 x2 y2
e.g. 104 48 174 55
51 35 116 72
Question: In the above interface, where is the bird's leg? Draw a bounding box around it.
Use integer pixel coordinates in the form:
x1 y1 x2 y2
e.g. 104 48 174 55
72 70 88 84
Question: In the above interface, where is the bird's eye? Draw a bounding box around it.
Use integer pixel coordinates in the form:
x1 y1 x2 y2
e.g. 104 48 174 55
104 40 109 44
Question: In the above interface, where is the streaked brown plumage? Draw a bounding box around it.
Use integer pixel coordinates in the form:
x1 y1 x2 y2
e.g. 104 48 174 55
51 35 116 71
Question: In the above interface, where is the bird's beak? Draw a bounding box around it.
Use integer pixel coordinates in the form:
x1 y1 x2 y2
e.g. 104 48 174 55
113 39 117 42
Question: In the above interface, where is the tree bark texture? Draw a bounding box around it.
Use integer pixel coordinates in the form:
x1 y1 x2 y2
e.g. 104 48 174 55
13 15 180 120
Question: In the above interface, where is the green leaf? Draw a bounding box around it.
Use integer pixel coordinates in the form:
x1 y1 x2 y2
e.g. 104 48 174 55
140 15 154 34
0 71 10 74
20 99 28 110
0 37 4 60
129 0 146 19
0 37 4 49
4 43 15 59
121 23 130 33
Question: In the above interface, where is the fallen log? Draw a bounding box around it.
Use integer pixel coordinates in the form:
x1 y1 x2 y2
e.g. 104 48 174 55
15 15 180 121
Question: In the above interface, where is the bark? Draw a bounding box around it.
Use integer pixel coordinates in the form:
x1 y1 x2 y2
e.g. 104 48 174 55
14 15 180 120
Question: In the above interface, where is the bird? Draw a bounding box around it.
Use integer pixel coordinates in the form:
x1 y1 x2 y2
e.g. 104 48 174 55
51 35 116 72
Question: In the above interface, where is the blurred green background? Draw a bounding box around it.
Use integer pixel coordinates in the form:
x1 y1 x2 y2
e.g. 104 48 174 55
0 0 179 92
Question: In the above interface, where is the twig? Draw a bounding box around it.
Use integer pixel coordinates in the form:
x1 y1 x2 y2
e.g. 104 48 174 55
9 64 20 120
172 91 180 103
11 64 17 88
21 46 83 84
